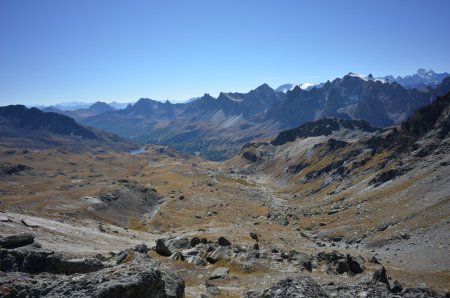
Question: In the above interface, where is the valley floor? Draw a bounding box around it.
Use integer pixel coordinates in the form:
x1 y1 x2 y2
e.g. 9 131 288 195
0 146 449 297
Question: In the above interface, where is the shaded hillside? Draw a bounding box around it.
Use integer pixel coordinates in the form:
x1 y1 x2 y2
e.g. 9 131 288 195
0 105 97 139
0 105 137 152
271 118 378 146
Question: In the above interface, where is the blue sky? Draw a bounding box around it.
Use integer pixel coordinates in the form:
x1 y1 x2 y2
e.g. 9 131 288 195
1 0 450 105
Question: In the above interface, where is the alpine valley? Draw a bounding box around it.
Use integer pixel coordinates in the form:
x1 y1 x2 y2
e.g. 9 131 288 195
1 69 450 297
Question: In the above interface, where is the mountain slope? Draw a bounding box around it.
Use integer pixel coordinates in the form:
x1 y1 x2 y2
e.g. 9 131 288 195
234 91 450 260
0 105 137 151
181 83 285 120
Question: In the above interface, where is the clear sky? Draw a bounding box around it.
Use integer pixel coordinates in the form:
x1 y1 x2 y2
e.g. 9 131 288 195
1 0 450 106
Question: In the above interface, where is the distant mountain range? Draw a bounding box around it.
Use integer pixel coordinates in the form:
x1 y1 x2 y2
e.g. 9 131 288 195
277 69 450 93
382 68 450 89
9 69 449 160
42 101 117 122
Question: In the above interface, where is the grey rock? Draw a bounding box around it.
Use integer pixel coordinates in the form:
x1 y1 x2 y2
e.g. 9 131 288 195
116 251 128 265
0 248 104 274
181 248 201 257
217 236 231 246
169 252 185 261
288 251 312 271
186 255 207 266
205 282 221 295
206 246 230 264
155 236 191 257
0 233 34 249
134 243 148 253
209 267 229 280
244 275 329 298
389 279 403 293
336 260 349 274
373 266 390 286
155 239 172 256
346 254 364 274
190 237 207 247
0 260 185 298
245 249 260 262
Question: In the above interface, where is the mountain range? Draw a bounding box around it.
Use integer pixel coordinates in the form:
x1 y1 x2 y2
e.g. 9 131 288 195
78 70 450 160
29 69 450 160
278 68 450 93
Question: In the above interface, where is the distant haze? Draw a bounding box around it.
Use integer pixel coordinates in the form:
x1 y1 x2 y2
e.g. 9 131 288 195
1 0 450 106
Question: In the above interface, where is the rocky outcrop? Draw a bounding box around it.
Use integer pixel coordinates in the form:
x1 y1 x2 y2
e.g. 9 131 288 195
0 233 34 249
246 274 446 298
316 251 364 275
0 261 185 298
0 245 185 298
244 275 329 298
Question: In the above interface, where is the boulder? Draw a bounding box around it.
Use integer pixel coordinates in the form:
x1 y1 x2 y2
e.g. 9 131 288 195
116 251 128 265
209 267 229 280
169 252 185 261
288 251 312 272
190 237 207 247
155 237 191 257
206 246 230 264
181 248 201 257
217 236 231 247
134 244 148 254
0 233 34 249
346 254 364 274
155 239 172 256
186 255 207 266
372 266 390 286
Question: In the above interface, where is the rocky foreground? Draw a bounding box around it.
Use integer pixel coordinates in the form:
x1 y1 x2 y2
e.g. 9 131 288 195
0 232 447 298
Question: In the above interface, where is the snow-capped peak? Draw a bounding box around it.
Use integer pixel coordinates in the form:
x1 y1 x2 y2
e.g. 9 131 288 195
298 82 316 90
347 72 369 81
275 82 317 93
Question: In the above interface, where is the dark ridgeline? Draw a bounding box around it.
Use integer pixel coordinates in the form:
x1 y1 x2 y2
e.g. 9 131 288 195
0 105 97 139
